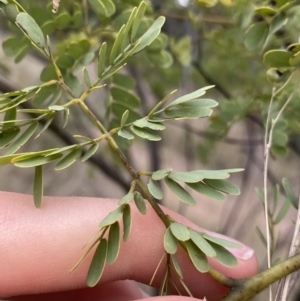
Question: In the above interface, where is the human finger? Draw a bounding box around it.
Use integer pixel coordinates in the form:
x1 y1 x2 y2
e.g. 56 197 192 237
0 192 258 300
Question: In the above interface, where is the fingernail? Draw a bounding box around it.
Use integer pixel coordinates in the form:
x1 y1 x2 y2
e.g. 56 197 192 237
206 232 254 260
232 245 254 260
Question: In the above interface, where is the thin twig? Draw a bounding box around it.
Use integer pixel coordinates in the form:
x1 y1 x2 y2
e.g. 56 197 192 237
264 88 297 301
0 78 130 191
276 175 300 301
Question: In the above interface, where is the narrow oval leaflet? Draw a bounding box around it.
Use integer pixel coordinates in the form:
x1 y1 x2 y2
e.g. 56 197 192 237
81 143 99 162
187 182 225 202
83 67 92 87
147 178 163 200
86 239 108 287
55 148 82 170
4 121 38 155
130 125 161 141
164 227 178 254
0 128 20 149
16 13 45 48
107 222 120 264
203 179 240 195
170 222 190 241
118 192 134 205
122 204 132 241
185 240 209 273
209 242 238 267
170 254 183 279
133 191 147 215
152 167 172 181
165 177 196 205
99 206 123 228
189 229 216 257
33 165 43 208
14 153 63 168
97 42 107 77
202 234 242 249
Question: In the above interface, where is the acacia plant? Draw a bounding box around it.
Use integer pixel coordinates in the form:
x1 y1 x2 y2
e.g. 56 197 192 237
1 0 300 300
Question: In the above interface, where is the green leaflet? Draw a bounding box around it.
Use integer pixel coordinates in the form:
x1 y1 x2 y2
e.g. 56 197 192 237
170 254 183 279
119 192 134 205
147 178 163 200
14 153 63 168
118 129 135 140
204 179 240 195
120 110 129 128
189 229 216 257
81 144 99 162
165 177 196 205
152 168 172 181
164 227 178 254
166 86 214 107
130 125 161 141
86 239 108 287
88 0 116 18
209 242 237 267
132 16 166 54
244 22 269 51
55 148 82 170
202 234 242 249
33 165 43 208
122 204 132 241
133 118 165 131
170 222 190 241
187 182 225 202
282 177 298 209
99 206 123 228
185 240 209 273
133 191 147 215
16 13 45 48
107 222 120 264
0 128 20 149
97 42 107 77
82 67 92 87
5 122 38 155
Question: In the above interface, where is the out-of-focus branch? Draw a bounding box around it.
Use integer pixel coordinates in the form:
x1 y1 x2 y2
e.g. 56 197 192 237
0 78 130 192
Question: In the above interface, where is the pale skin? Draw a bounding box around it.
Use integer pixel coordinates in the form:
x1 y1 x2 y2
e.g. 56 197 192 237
0 191 258 300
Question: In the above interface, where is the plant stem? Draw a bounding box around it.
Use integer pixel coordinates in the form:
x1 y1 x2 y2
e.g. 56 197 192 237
222 252 300 301
77 100 170 227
